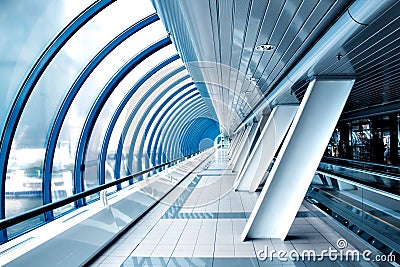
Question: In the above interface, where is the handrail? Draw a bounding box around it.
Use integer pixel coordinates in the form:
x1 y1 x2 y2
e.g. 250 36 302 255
319 161 400 182
0 149 208 231
322 156 400 176
317 160 400 200
316 170 400 202
323 156 400 170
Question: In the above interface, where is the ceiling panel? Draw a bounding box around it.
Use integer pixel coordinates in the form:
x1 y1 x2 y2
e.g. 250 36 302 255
152 0 400 133
318 1 400 116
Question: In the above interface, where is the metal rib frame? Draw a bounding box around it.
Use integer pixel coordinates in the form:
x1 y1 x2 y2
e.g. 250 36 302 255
0 0 116 242
177 115 215 155
163 102 207 161
129 82 195 177
145 92 202 173
139 89 198 171
179 118 219 155
148 92 200 169
74 37 172 207
99 54 180 186
43 13 160 220
114 67 186 181
160 103 206 161
151 94 203 169
144 90 199 167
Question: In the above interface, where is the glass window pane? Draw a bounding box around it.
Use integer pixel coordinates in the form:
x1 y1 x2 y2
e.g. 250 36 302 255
3 0 96 237
84 46 178 197
108 61 184 186
53 21 167 210
0 0 94 135
5 0 164 222
125 74 192 173
145 90 198 167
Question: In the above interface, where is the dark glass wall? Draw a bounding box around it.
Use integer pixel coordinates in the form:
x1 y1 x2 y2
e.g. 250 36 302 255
326 113 400 165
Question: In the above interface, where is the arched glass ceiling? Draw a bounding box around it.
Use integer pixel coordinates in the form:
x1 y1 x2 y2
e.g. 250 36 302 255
113 65 186 186
146 89 201 166
0 0 95 133
0 0 220 242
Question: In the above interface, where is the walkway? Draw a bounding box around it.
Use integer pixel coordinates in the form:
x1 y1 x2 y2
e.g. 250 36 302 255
89 149 393 266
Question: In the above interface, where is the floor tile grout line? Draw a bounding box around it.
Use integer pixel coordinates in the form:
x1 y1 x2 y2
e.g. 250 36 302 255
237 182 255 249
99 152 216 265
190 175 210 258
165 218 192 265
211 177 220 266
88 149 381 266
166 157 218 263
232 160 262 267
191 218 205 257
211 157 227 267
122 208 173 263
168 157 219 262
162 161 215 218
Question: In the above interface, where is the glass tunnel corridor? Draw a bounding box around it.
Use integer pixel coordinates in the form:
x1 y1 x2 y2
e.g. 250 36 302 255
1 0 400 266
0 0 220 242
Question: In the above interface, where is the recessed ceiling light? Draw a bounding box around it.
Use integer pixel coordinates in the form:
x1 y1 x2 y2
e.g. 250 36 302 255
255 44 275 51
245 74 259 81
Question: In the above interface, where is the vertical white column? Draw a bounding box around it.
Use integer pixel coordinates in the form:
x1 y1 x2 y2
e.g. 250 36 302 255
242 78 354 240
232 120 260 173
229 129 245 160
234 105 298 191
230 125 252 168
228 130 243 156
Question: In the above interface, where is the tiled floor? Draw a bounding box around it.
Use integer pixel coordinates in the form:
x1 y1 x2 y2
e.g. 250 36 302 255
88 149 394 266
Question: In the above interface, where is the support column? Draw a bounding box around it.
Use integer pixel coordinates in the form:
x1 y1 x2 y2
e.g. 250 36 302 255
227 134 236 155
232 120 260 173
229 129 245 160
389 113 399 165
234 105 298 191
228 130 242 156
338 121 350 159
230 125 252 168
242 78 354 240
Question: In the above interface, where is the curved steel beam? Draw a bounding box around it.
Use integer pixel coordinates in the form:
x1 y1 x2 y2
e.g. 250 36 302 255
174 108 210 157
0 0 116 240
187 119 219 151
114 67 186 180
126 78 192 177
155 98 204 165
144 90 199 166
146 92 201 173
136 88 198 174
177 116 214 155
74 37 172 207
163 103 206 162
151 94 202 167
176 116 205 156
43 14 159 219
149 92 199 167
147 91 201 173
164 103 207 160
99 54 179 185
179 118 219 154
130 83 195 175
